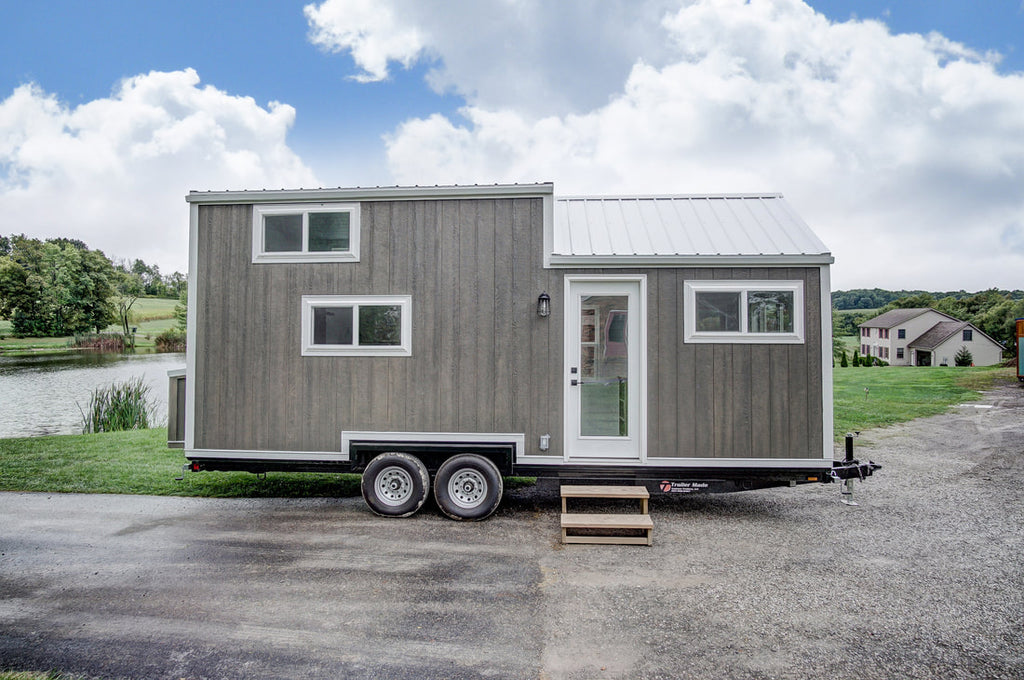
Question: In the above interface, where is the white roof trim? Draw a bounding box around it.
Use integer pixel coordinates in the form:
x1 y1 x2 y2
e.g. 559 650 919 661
186 182 554 204
547 254 834 267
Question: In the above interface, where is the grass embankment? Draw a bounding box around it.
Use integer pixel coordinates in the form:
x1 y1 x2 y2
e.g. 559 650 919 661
0 297 178 354
0 366 1015 497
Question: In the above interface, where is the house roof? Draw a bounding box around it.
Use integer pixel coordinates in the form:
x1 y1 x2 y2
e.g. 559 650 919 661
859 308 956 329
908 321 1005 351
908 321 970 350
549 194 832 267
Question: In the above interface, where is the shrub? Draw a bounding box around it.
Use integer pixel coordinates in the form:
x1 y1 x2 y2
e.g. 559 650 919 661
852 349 859 367
79 377 153 433
840 350 848 367
955 346 973 367
155 327 186 352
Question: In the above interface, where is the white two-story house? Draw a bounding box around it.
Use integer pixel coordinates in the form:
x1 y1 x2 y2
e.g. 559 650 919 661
858 308 1003 367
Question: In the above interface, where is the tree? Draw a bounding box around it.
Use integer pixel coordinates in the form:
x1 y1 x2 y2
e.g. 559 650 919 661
0 236 116 336
112 270 144 337
852 349 859 367
954 346 973 367
173 285 187 331
840 349 848 367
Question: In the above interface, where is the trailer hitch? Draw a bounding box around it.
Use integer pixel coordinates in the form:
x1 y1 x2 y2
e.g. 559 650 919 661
830 433 882 506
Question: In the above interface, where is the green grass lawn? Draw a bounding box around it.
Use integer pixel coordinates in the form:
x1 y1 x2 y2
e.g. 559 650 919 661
0 428 363 497
0 365 1015 498
833 364 1013 437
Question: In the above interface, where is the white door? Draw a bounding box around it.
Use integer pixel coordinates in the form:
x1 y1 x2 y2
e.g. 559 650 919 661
564 277 646 460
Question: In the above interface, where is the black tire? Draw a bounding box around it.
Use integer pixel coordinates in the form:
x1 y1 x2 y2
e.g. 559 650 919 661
433 454 503 521
360 452 430 518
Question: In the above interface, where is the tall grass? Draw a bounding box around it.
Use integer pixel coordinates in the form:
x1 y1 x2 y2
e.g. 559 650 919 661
78 377 154 433
70 332 126 352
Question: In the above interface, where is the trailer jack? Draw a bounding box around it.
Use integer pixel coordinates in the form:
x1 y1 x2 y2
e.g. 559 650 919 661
831 433 882 506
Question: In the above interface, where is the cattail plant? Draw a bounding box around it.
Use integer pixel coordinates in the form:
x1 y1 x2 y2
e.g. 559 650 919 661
79 377 153 433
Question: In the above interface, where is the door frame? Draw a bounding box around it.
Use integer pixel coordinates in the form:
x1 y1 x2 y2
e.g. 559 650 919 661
562 274 647 461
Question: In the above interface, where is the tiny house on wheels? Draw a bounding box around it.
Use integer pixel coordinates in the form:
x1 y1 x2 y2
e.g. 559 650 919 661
173 182 876 520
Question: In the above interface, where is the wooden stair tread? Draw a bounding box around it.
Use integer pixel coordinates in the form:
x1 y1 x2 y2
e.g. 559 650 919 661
560 513 654 529
560 485 649 500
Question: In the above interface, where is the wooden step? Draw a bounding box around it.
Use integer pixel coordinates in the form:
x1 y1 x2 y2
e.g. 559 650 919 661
560 484 649 514
560 513 654 546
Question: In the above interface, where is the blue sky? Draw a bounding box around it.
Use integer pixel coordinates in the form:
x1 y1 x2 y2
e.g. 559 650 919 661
1 0 1023 289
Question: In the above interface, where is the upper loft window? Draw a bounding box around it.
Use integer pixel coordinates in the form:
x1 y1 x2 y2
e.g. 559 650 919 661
253 203 360 263
963 328 973 341
683 280 804 344
301 295 411 357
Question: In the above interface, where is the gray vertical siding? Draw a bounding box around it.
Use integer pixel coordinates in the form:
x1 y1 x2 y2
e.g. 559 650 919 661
193 199 824 460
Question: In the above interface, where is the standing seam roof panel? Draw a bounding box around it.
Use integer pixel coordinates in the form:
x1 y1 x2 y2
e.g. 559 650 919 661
551 194 831 261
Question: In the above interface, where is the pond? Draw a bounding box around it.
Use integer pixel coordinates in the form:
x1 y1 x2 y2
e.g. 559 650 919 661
0 351 186 439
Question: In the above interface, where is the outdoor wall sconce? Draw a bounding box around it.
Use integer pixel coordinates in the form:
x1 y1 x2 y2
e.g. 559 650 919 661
537 292 551 318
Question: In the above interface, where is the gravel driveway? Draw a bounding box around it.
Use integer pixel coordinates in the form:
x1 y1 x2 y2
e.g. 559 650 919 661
1 384 1022 679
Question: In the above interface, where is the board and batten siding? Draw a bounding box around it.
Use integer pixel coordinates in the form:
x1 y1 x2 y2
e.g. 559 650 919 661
193 198 823 461
193 198 563 455
646 266 823 460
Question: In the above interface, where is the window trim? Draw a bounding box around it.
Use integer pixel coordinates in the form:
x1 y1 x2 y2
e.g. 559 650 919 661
253 203 360 263
301 295 411 357
683 280 804 344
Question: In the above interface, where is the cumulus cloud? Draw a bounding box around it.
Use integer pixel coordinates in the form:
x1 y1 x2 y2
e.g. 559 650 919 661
304 0 680 114
359 0 1024 289
0 69 317 273
305 0 426 83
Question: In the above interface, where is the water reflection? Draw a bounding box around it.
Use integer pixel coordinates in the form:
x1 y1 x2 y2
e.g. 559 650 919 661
0 351 186 438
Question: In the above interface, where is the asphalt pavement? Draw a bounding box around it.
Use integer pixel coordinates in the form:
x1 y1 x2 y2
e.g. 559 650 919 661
1 384 1023 679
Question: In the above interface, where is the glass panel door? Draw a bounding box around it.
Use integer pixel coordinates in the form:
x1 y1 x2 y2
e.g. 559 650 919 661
565 278 645 460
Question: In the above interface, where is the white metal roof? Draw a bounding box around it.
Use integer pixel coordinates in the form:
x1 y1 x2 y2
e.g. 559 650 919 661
549 194 832 267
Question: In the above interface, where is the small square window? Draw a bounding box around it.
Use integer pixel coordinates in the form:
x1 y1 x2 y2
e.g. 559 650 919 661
963 329 973 341
309 212 351 252
897 328 906 339
313 306 353 345
302 295 411 356
695 291 740 332
264 214 303 252
253 203 360 263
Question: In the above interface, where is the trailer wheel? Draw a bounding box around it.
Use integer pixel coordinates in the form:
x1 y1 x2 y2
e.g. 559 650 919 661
433 454 503 521
361 452 430 518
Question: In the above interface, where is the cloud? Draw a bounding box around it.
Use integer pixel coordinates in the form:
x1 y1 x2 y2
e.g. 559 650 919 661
0 69 317 273
304 0 680 115
369 0 1024 290
305 0 426 83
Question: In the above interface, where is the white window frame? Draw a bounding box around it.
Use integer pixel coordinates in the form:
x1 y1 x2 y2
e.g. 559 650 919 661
301 295 412 357
253 203 360 263
683 280 805 344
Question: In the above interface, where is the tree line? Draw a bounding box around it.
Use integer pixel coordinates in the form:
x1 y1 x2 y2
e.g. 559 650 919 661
0 234 186 338
834 288 1024 351
833 287 1024 311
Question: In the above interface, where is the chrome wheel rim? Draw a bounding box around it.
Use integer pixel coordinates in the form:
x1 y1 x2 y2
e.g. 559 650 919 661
448 469 487 509
375 466 414 506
